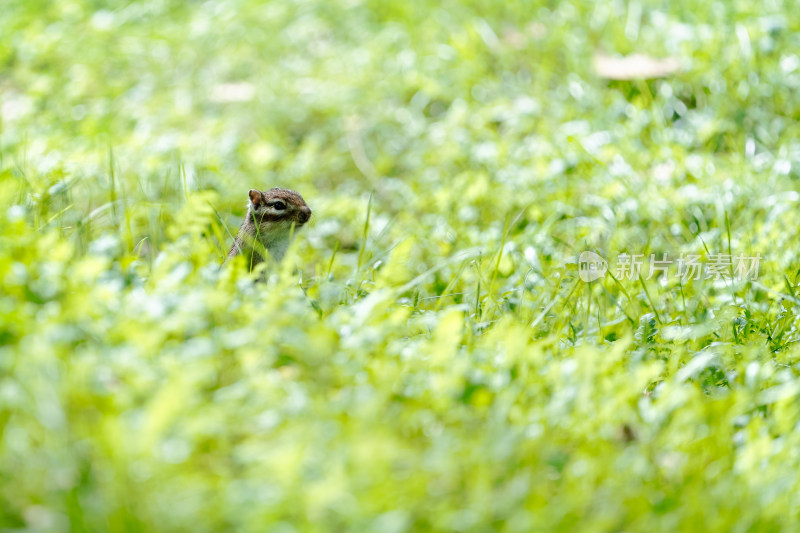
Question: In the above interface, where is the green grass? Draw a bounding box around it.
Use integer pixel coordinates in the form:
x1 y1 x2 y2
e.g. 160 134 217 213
2 0 800 531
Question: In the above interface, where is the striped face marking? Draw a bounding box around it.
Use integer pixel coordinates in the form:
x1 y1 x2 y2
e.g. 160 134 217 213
248 187 311 226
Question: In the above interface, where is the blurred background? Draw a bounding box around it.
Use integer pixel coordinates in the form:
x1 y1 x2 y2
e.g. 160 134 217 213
4 0 797 266
2 0 800 531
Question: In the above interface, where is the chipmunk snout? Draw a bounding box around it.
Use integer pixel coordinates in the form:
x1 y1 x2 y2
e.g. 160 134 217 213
298 206 311 224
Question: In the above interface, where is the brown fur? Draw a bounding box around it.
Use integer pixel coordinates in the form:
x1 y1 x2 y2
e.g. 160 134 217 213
227 187 311 269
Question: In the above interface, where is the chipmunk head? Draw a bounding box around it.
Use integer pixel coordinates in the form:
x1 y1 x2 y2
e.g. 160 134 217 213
245 187 311 261
248 188 311 225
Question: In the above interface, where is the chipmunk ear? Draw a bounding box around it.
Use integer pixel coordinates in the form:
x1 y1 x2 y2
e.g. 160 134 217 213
249 189 263 208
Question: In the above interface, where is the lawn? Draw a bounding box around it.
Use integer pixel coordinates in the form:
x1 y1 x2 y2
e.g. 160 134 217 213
1 0 800 531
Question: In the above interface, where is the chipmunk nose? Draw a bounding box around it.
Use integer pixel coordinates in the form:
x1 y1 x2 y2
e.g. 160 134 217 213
298 206 311 224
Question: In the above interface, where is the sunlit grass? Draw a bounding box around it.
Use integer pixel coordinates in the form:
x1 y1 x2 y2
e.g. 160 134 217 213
2 0 800 531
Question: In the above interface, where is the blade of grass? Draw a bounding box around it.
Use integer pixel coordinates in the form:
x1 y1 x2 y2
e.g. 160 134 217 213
638 273 663 325
327 241 340 279
108 146 118 221
357 192 373 271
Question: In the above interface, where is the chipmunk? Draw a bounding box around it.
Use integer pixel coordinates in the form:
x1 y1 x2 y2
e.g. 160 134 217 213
226 188 311 269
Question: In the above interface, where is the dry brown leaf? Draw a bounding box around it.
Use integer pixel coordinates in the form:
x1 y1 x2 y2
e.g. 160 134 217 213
208 82 256 103
593 52 681 80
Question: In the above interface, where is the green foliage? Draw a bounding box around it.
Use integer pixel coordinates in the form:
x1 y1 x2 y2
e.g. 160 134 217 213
2 0 800 531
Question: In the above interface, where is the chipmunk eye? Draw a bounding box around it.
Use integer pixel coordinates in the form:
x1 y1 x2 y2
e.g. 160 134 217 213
271 201 287 211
